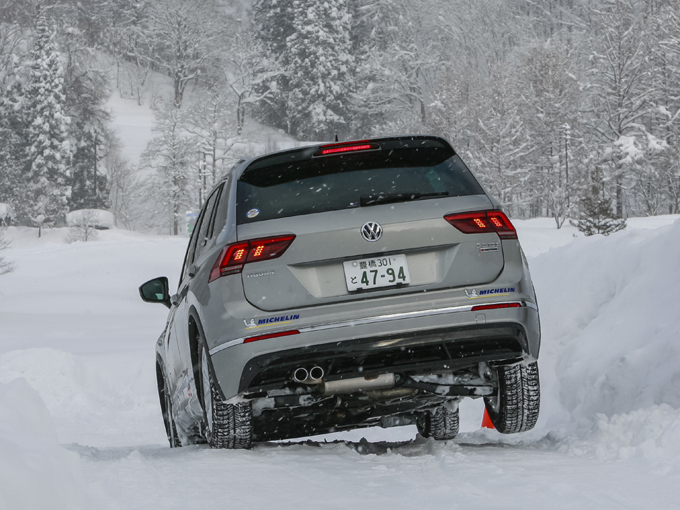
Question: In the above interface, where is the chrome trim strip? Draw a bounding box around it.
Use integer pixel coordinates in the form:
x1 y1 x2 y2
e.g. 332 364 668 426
209 337 245 356
209 300 538 355
298 300 535 333
298 304 474 333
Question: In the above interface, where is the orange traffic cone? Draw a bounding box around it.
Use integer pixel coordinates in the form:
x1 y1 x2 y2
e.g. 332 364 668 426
481 407 495 429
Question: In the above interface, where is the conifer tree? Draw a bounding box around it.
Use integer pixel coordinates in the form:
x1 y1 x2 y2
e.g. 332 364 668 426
62 24 111 211
285 0 354 140
572 166 626 236
251 0 295 130
24 8 71 226
0 78 26 208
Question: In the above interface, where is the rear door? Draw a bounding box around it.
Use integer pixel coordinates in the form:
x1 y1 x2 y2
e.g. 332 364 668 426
236 137 504 312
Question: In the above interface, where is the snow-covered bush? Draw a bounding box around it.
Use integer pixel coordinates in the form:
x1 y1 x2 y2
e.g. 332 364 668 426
0 230 13 275
0 203 14 227
65 209 114 243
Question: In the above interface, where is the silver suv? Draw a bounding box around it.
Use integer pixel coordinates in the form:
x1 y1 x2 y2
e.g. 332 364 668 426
140 136 540 449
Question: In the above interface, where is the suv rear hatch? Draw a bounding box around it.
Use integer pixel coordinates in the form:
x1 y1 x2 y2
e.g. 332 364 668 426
234 137 506 312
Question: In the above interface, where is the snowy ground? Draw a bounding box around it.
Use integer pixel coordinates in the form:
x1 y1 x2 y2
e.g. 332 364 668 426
1 216 679 509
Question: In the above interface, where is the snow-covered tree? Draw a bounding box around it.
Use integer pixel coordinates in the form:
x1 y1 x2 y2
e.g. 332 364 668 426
285 0 354 140
590 0 650 218
62 23 111 211
522 44 582 227
0 229 14 275
572 165 626 236
471 63 531 215
147 0 223 108
427 67 476 148
106 0 154 105
651 3 680 214
183 87 240 206
0 73 26 209
221 32 276 136
0 23 28 214
106 151 143 230
353 0 436 134
141 104 196 234
23 8 71 227
251 0 295 130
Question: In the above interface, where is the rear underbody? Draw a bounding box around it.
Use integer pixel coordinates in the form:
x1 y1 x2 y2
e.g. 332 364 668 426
240 323 528 440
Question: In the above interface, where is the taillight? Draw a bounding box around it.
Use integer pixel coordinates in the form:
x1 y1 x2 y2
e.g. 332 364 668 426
244 329 299 344
444 210 517 239
208 235 295 283
471 303 521 311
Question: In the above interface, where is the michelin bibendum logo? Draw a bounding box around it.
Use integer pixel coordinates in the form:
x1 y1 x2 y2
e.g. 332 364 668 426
243 314 300 329
465 287 515 299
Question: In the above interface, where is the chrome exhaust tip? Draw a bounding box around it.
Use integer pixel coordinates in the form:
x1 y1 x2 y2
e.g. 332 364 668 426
292 367 309 383
309 366 324 382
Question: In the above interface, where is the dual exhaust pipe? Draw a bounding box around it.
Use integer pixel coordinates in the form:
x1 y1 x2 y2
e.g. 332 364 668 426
292 366 396 395
292 366 325 384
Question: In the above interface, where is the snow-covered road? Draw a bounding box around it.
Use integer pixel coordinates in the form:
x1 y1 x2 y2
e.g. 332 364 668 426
72 438 675 510
1 217 679 509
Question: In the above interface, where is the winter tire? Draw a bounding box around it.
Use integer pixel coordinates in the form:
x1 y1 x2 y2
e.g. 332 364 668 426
417 404 460 440
484 361 540 434
200 343 253 449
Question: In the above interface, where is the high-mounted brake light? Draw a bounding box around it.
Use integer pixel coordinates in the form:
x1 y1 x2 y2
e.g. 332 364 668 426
321 144 373 155
208 235 295 283
471 303 522 312
444 210 517 239
244 329 300 344
314 141 379 157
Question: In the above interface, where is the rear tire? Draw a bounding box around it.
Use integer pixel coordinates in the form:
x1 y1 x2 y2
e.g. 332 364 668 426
417 404 460 440
200 343 253 449
484 361 540 433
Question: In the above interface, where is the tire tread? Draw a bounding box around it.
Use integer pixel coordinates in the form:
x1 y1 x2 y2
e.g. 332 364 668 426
208 376 253 449
485 361 540 434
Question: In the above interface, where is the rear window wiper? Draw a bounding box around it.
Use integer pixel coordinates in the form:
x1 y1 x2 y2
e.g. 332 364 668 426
360 191 449 207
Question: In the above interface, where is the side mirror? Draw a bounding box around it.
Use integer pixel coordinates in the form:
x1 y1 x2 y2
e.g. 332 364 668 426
139 277 171 309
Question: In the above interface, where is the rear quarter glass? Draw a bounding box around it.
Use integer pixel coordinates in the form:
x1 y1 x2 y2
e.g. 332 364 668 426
236 138 484 224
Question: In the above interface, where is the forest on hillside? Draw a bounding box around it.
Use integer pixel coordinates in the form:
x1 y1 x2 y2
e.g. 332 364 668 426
1 0 679 234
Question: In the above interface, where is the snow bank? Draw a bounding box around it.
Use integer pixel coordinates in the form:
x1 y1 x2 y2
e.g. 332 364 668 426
591 405 680 470
529 218 680 467
512 214 680 258
0 348 166 447
0 379 85 510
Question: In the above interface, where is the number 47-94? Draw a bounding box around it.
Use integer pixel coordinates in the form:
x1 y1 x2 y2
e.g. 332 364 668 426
360 267 407 286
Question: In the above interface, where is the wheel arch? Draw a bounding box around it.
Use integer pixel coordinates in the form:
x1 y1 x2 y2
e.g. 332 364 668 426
188 307 213 406
155 357 172 437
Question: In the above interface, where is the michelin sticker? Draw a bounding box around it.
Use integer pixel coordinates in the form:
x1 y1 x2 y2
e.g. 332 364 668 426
465 287 515 299
246 208 260 219
243 314 301 329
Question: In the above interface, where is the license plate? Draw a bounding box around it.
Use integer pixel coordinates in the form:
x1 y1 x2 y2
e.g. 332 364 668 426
343 254 411 291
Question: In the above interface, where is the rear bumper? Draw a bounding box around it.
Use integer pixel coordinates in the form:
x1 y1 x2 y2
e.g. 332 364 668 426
239 322 527 394
210 301 540 401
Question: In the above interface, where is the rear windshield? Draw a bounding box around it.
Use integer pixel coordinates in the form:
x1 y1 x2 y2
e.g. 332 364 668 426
236 138 484 224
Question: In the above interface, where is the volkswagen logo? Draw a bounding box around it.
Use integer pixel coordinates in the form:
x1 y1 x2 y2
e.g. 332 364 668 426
361 221 383 242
